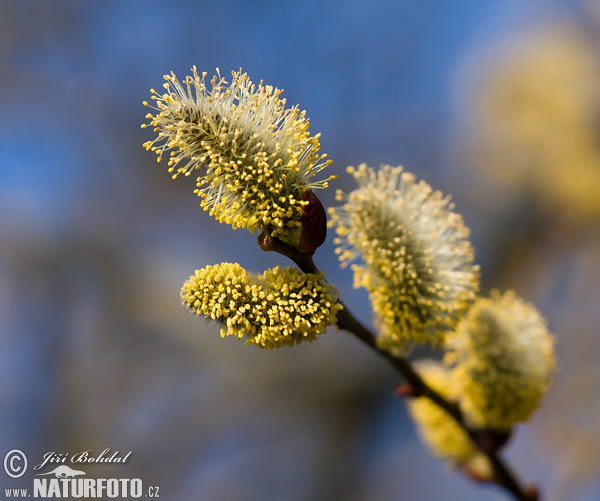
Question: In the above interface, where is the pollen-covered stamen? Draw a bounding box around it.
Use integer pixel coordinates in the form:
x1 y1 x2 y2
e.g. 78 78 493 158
142 68 336 248
181 263 343 349
328 164 480 351
444 290 556 429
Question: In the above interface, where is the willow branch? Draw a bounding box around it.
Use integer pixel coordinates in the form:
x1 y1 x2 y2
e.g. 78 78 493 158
258 231 537 501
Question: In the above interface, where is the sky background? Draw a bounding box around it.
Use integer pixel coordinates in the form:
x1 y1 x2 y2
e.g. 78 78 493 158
1 1 600 500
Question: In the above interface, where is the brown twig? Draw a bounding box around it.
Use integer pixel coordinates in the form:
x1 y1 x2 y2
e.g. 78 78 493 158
258 231 537 501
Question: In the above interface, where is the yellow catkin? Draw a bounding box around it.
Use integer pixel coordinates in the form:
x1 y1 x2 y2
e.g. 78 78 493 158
445 290 556 429
142 68 336 246
181 263 342 349
408 360 483 467
328 164 480 352
462 22 600 219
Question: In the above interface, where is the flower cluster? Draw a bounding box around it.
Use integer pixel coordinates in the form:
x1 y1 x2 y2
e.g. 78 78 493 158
142 67 335 251
143 68 558 497
408 360 482 467
329 164 480 351
445 290 556 429
181 263 342 349
462 22 600 219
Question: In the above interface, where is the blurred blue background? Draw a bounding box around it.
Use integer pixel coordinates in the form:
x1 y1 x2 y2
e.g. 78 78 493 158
2 1 599 500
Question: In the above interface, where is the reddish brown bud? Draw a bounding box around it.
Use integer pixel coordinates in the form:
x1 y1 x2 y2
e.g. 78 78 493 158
524 485 539 501
298 189 327 254
472 428 512 454
395 382 418 397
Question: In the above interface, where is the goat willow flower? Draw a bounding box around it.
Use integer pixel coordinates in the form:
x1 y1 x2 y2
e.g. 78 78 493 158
142 67 335 253
408 360 488 472
328 164 479 351
181 263 342 349
445 290 556 430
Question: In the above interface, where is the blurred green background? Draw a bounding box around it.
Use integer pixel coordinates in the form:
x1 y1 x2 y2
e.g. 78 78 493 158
1 1 599 500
